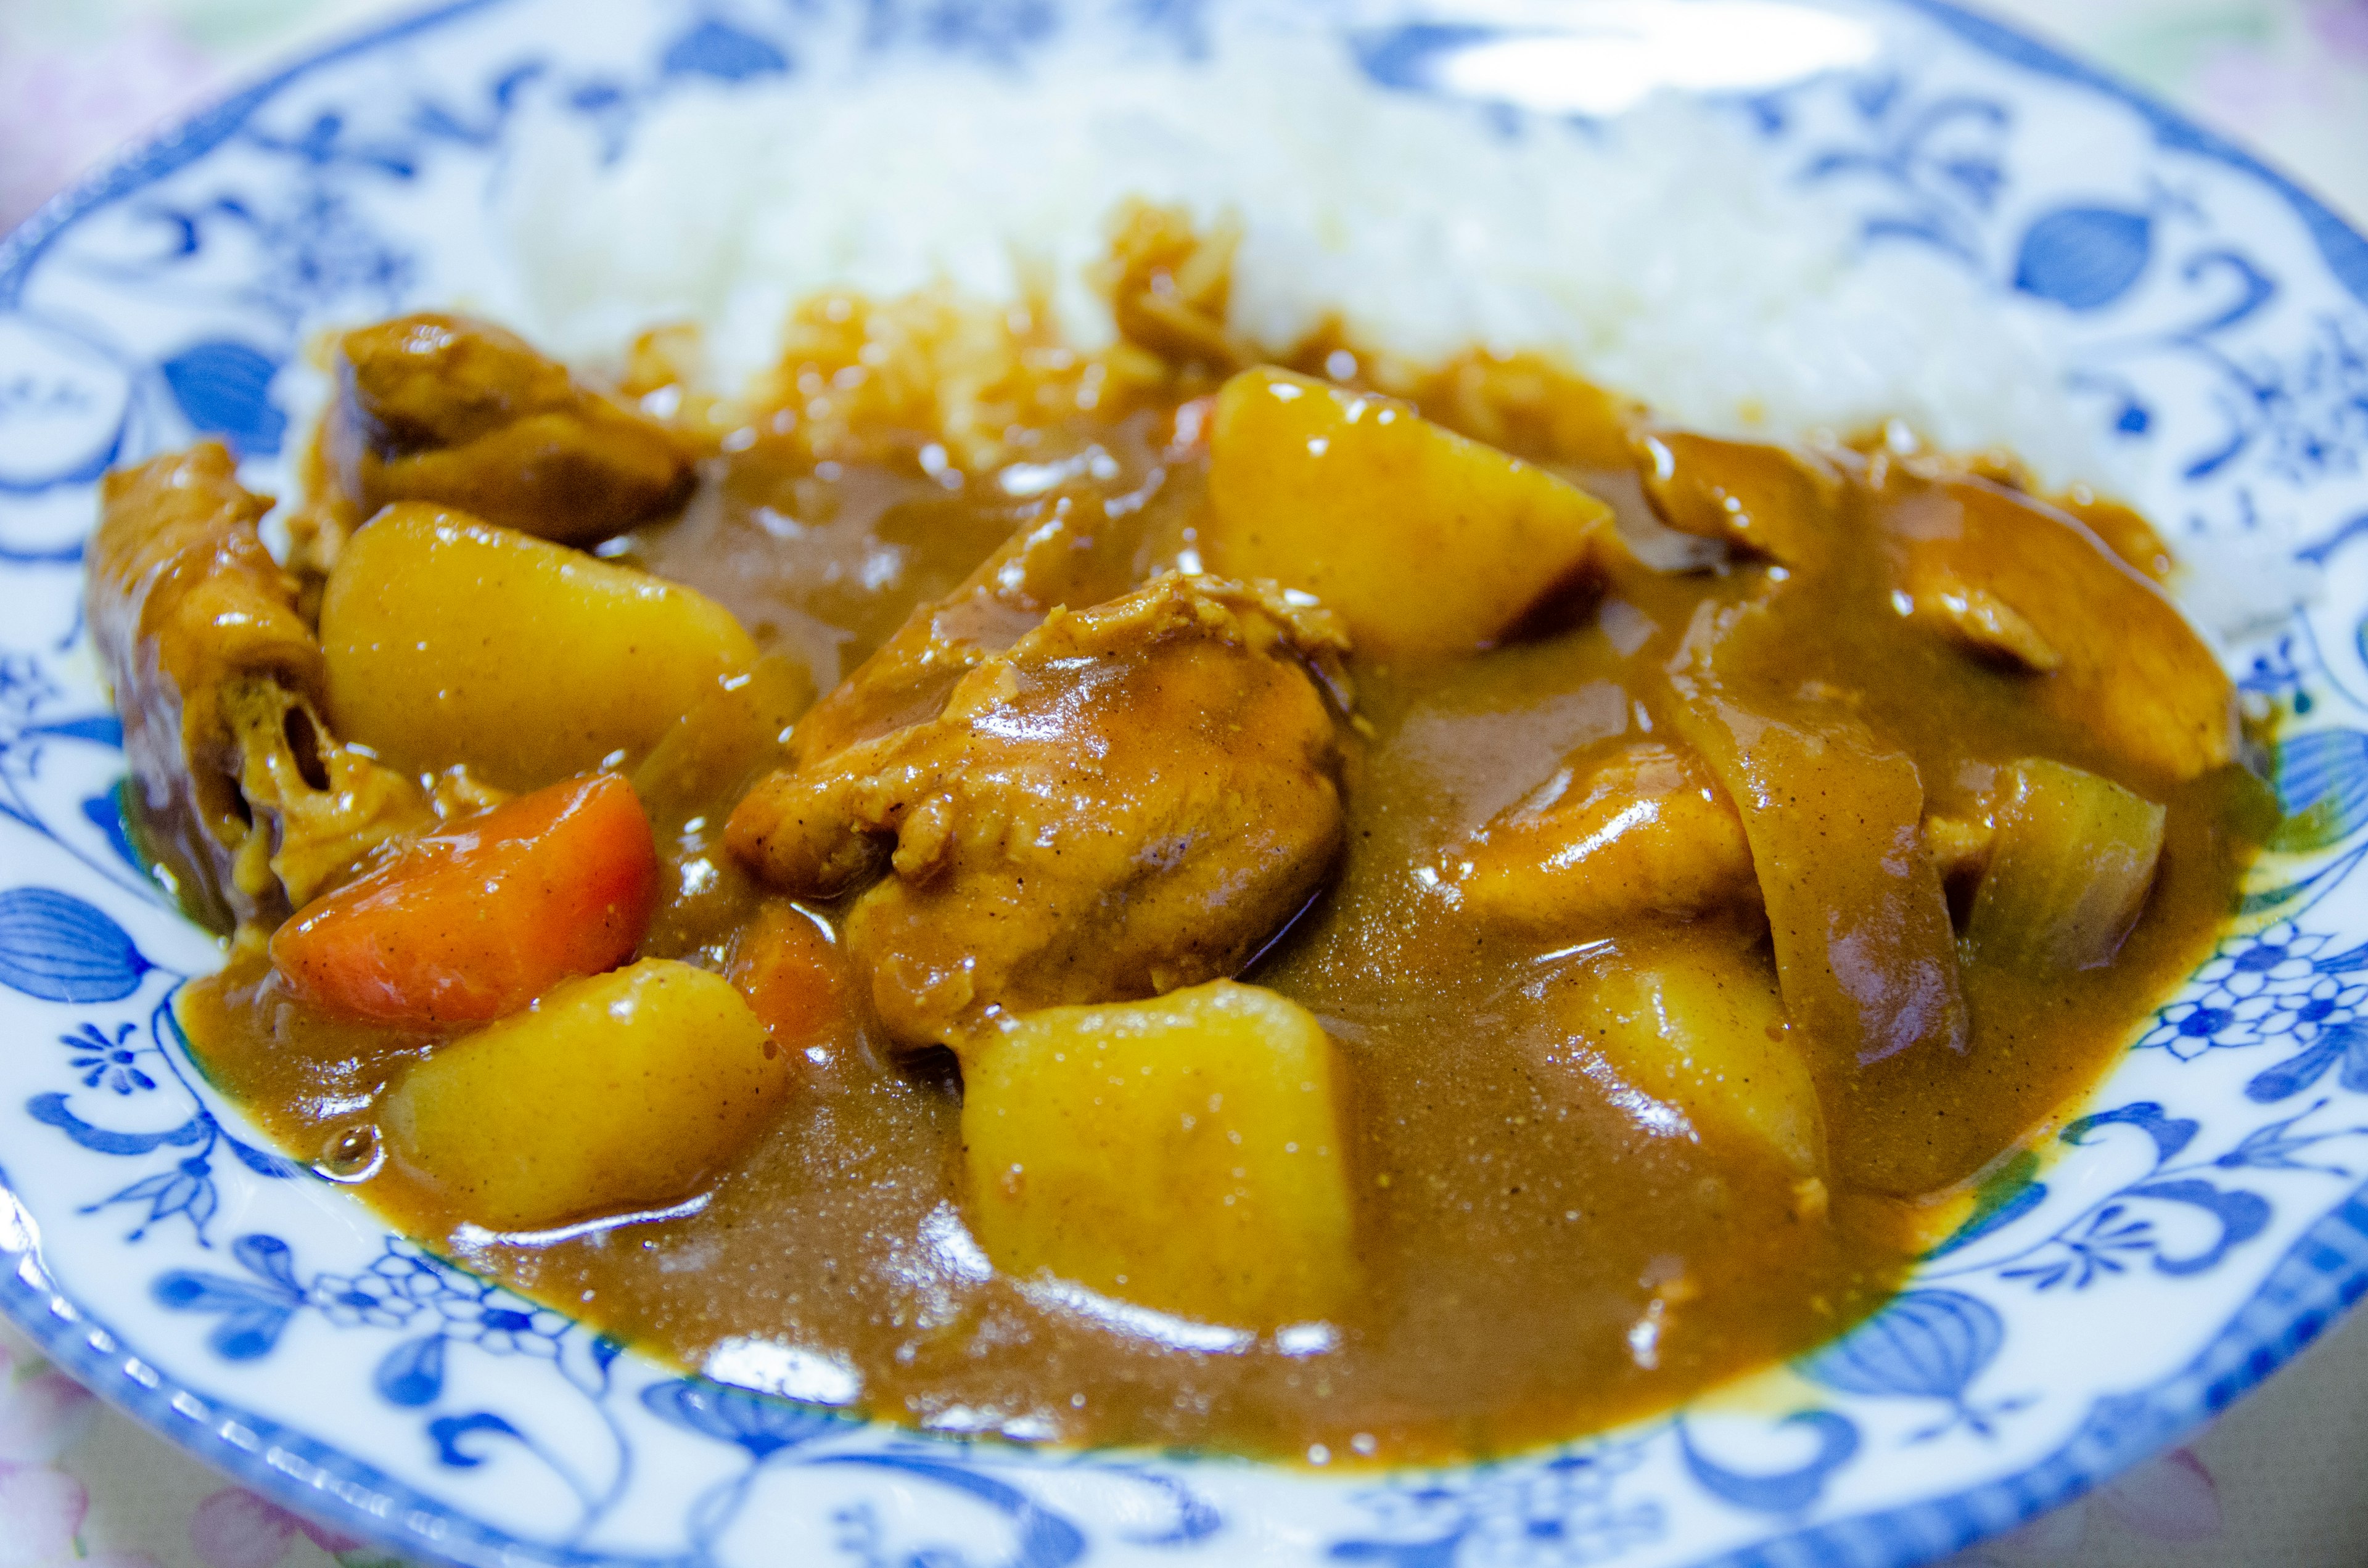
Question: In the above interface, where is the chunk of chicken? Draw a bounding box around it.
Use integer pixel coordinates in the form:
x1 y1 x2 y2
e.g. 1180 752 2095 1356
785 478 1160 770
1883 475 2233 784
727 574 1352 1050
1635 430 1844 571
86 443 433 928
1922 809 1996 905
1458 741 1756 935
218 676 447 916
1905 567 2062 672
317 313 692 551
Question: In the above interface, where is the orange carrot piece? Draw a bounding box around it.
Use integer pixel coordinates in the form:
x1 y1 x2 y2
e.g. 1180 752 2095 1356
1167 394 1217 458
725 901 847 1058
271 772 659 1026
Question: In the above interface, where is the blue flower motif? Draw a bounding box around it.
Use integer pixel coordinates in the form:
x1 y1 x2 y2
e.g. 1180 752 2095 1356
1459 1453 1664 1567
437 1295 570 1358
1335 1445 1661 1567
1798 1291 2029 1441
154 1234 305 1358
2238 634 2310 708
346 1241 567 1355
307 1266 424 1331
2245 315 2368 486
0 652 45 705
2139 923 2339 1058
104 1155 221 1244
367 1239 485 1307
2142 993 2279 1057
2004 1201 2155 1290
0 655 57 767
1793 75 2012 266
0 889 154 1004
641 1379 844 1459
61 1020 154 1094
239 184 416 326
2272 974 2368 1040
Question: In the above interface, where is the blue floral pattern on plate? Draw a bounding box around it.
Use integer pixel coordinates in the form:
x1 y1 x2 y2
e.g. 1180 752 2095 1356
3 1 2368 1564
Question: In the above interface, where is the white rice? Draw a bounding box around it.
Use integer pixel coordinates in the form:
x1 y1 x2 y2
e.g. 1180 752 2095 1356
474 28 2111 495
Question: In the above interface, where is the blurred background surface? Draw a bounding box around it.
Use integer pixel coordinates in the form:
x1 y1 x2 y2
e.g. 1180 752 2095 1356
2 0 2362 236
1 1 2364 1566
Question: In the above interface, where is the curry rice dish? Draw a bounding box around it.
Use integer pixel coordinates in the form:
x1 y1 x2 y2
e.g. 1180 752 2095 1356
88 211 2266 1465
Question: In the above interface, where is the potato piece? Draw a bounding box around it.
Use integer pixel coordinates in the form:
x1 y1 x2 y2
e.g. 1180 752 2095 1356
382 959 786 1230
320 505 757 790
1202 367 1614 657
961 980 1355 1329
631 653 815 834
1554 940 1825 1176
1965 758 2166 974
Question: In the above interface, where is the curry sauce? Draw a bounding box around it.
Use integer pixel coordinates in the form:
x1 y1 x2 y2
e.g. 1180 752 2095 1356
104 222 2264 1466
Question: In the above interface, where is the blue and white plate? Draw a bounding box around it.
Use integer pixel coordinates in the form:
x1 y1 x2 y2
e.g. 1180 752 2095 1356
5 2 2368 1564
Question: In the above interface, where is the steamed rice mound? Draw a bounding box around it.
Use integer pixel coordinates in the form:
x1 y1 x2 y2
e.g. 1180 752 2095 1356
478 28 2107 493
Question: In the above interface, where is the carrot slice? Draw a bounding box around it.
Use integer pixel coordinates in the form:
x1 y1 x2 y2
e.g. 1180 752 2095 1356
725 900 847 1057
271 772 659 1026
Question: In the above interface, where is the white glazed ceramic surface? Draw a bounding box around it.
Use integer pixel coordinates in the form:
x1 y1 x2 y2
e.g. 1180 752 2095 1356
4 2 2368 1564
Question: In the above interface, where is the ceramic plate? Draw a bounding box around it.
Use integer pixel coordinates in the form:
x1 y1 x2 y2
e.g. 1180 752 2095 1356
4 1 2368 1564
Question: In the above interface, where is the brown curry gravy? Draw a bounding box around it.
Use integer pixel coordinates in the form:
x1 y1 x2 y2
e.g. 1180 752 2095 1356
174 343 2264 1467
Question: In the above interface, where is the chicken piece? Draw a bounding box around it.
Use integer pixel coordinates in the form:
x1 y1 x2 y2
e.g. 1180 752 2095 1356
785 480 1157 770
1922 810 1996 901
1458 741 1757 935
1883 475 2233 784
318 313 692 550
217 676 440 914
728 574 1352 1050
86 443 432 929
1905 567 2062 672
1635 430 1844 571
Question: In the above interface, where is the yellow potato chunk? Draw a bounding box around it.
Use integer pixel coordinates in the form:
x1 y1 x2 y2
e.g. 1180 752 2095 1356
320 504 757 791
1202 367 1614 657
631 652 816 833
1555 940 1824 1176
961 980 1355 1329
383 959 787 1230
